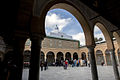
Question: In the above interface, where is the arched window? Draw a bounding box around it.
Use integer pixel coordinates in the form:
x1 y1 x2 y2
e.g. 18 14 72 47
65 52 71 61
96 50 104 65
105 49 112 65
81 52 86 60
47 51 55 66
73 52 78 60
57 52 64 61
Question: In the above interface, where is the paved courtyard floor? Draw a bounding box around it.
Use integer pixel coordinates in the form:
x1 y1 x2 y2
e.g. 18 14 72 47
22 66 120 80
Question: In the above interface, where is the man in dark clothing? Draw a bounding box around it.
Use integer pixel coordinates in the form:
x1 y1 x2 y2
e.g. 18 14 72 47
44 61 48 70
85 59 87 66
40 61 44 71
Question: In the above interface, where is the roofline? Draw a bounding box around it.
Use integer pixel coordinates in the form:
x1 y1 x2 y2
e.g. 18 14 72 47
46 36 79 42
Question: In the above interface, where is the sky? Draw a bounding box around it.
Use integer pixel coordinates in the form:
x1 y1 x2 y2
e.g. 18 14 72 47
45 9 105 46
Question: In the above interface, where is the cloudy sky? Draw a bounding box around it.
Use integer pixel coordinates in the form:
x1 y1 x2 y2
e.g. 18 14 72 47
45 9 105 46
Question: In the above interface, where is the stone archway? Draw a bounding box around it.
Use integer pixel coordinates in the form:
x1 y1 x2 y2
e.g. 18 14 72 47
73 52 78 60
31 1 99 80
33 1 94 46
113 32 120 48
96 50 104 65
65 52 71 61
57 52 64 61
105 49 112 65
113 32 120 65
94 22 113 49
94 22 120 79
81 52 86 60
47 51 55 66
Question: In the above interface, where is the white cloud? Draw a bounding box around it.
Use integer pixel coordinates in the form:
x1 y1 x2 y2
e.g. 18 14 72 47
45 13 71 31
94 26 105 41
72 32 85 46
94 33 105 41
94 25 100 33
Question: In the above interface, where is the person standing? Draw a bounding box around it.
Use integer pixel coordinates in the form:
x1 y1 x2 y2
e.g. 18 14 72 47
44 61 48 70
101 60 104 66
64 60 68 69
40 61 44 71
85 59 87 66
88 60 90 67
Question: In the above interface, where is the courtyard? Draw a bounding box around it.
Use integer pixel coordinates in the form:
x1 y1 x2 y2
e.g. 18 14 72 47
22 66 120 80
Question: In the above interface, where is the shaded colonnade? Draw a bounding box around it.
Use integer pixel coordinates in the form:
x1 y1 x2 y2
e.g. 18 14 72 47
40 1 98 80
94 22 120 80
46 51 55 66
65 52 71 61
81 52 87 60
73 52 78 60
105 49 112 65
96 50 104 65
57 52 64 61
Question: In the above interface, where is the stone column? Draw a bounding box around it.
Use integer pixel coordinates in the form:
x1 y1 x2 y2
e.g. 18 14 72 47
71 53 73 60
8 37 26 80
63 53 66 60
87 46 98 80
44 54 47 62
115 51 120 66
54 53 57 62
103 52 107 66
109 49 120 80
29 35 43 80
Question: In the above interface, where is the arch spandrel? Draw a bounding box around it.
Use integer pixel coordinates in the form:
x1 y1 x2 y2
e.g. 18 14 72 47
50 3 93 46
33 0 94 46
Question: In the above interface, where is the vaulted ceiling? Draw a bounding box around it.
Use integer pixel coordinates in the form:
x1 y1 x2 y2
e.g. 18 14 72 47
80 0 120 31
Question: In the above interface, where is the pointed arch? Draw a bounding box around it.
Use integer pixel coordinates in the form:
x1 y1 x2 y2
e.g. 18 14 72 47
46 51 55 66
94 22 113 49
96 50 104 65
33 1 93 46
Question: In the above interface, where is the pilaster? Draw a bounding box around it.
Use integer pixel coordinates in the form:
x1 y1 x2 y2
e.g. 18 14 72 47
87 45 98 80
109 49 120 80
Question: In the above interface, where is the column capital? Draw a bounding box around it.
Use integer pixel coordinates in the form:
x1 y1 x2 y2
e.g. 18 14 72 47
30 33 45 41
86 45 95 49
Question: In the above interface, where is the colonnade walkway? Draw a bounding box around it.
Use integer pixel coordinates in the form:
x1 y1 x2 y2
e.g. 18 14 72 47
22 66 120 80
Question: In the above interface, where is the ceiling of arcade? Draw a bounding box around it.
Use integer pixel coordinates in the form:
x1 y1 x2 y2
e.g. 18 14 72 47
80 0 120 30
1 0 120 50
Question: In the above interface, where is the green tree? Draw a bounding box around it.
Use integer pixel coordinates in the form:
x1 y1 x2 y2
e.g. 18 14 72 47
94 37 103 42
94 37 99 42
98 37 103 41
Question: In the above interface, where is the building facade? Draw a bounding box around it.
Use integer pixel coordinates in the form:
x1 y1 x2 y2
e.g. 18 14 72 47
24 36 120 66
1 0 120 80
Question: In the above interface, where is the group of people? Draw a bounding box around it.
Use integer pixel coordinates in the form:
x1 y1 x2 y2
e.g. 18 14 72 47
65 59 91 68
39 58 92 71
40 61 48 71
52 59 91 69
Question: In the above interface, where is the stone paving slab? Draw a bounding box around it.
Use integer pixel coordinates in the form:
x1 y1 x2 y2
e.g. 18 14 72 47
22 66 120 80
